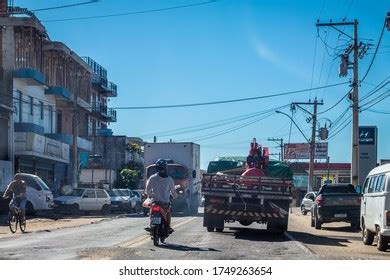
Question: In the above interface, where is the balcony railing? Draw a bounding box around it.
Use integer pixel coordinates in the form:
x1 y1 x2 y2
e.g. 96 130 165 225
91 103 117 122
107 81 118 97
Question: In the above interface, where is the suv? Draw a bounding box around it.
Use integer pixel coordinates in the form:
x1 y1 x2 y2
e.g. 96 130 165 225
54 188 111 215
300 191 317 215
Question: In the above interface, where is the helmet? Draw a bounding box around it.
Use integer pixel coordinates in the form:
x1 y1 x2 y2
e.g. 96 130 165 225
155 159 167 171
14 173 22 180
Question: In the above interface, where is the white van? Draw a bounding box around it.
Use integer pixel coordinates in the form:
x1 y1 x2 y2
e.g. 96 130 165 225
361 164 390 251
18 173 54 214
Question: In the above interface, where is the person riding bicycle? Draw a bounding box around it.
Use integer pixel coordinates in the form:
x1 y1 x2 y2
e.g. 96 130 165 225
2 174 27 221
145 159 177 233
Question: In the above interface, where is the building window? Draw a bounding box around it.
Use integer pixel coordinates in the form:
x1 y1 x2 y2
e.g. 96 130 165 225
29 96 33 115
39 101 44 120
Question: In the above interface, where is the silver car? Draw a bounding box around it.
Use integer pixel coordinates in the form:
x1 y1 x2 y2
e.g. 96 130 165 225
300 191 317 215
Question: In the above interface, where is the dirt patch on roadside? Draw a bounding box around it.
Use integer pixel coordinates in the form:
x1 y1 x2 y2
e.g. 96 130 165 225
288 207 390 259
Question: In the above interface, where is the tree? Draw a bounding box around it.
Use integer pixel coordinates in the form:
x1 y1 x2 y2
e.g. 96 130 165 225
115 169 139 189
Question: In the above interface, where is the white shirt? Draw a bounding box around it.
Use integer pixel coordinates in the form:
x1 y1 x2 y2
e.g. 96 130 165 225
146 173 176 203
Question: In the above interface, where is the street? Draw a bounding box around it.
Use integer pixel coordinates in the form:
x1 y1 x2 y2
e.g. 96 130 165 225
0 208 388 260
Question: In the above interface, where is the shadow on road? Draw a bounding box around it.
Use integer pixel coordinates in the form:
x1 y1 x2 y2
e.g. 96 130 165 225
287 230 351 247
321 225 360 233
222 227 290 242
157 243 220 252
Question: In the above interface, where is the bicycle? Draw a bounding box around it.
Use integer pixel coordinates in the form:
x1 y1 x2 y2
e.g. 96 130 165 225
8 202 26 234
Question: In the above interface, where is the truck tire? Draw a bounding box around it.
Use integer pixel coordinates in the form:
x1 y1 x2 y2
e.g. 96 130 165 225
207 227 215 232
376 227 389 252
362 224 374 245
215 227 224 232
190 194 199 215
314 214 321 230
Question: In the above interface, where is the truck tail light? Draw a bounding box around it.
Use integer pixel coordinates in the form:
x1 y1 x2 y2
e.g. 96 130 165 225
315 195 325 206
386 211 390 227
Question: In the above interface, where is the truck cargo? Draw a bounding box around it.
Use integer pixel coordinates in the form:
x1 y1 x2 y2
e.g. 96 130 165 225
144 142 201 215
202 138 293 232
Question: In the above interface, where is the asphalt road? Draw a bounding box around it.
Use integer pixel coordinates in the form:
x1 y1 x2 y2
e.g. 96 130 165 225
0 210 314 260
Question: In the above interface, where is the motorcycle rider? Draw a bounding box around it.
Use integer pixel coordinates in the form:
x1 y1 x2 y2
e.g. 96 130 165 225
145 159 177 233
2 174 27 221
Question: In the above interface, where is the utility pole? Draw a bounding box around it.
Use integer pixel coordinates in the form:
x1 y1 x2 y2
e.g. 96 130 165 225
292 98 323 192
316 20 360 185
72 74 79 189
267 138 284 161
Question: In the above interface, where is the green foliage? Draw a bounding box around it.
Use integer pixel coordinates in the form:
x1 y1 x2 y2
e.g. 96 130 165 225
115 169 139 189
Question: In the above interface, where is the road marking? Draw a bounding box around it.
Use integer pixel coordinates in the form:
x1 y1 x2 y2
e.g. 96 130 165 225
284 232 317 256
120 217 198 248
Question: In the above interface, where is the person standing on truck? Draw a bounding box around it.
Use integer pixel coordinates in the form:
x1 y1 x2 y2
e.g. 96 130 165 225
2 174 27 221
145 159 178 232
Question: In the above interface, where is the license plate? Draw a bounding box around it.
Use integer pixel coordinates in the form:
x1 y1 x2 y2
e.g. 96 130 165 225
151 216 161 225
111 205 118 208
335 214 347 218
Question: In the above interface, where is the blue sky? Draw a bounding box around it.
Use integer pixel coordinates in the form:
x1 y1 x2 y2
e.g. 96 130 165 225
17 0 390 169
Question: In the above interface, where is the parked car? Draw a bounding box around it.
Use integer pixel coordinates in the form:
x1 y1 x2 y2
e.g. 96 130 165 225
54 188 111 215
300 191 317 215
18 173 54 215
311 183 361 230
109 189 140 213
361 164 390 251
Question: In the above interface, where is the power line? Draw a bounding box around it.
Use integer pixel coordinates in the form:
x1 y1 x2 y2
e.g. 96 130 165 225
43 0 218 22
360 20 386 83
139 105 288 138
360 77 390 102
328 118 351 140
365 109 390 114
179 112 274 142
318 92 349 114
32 1 99 12
113 82 349 110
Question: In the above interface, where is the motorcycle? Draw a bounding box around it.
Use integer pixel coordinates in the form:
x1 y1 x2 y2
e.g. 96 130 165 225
149 202 171 246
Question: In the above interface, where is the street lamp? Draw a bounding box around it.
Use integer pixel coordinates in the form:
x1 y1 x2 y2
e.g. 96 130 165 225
275 110 313 193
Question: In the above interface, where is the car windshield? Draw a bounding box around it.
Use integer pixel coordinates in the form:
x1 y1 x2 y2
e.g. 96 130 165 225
68 189 85 197
146 165 187 179
109 189 129 197
36 177 51 191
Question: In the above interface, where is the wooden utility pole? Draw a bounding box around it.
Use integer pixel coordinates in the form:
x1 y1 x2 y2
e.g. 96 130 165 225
316 20 360 185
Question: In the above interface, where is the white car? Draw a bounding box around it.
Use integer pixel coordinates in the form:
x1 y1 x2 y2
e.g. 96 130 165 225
54 188 111 215
361 164 390 251
17 173 54 214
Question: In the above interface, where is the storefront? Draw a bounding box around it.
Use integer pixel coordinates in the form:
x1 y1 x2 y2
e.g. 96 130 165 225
14 132 70 194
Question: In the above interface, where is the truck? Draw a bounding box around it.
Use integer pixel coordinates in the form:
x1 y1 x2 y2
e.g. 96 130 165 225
310 183 361 230
202 138 294 233
144 142 201 215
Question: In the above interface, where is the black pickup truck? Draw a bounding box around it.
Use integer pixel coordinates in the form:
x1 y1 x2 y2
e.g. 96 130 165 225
311 184 361 230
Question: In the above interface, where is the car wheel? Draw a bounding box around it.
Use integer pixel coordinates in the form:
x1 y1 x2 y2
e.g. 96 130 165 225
314 213 321 230
310 212 314 227
70 203 79 215
362 224 374 245
377 227 389 251
101 204 110 215
26 201 35 216
301 205 307 215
